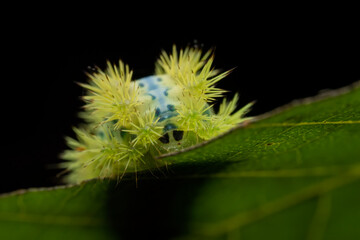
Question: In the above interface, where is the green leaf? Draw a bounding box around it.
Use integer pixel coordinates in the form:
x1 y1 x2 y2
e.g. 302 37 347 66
1 82 360 240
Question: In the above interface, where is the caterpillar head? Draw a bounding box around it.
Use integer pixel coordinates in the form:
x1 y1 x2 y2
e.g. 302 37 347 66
157 124 199 153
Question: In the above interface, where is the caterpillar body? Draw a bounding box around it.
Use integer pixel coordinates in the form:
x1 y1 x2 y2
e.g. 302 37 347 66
61 46 253 183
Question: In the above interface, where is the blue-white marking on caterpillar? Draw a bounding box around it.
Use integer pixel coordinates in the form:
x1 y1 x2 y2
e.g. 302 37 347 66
136 75 179 132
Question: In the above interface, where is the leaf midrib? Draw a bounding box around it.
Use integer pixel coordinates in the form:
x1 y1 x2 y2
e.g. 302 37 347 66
252 120 360 128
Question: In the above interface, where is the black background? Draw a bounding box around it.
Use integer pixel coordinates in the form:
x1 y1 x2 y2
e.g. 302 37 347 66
2 8 359 194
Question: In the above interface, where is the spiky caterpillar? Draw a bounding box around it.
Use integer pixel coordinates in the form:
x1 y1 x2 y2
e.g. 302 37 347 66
60 46 253 183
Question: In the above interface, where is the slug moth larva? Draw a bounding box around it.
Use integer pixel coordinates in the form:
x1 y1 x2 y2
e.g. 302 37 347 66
60 45 253 183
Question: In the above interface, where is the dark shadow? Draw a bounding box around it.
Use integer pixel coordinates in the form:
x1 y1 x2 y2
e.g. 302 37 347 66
106 161 235 240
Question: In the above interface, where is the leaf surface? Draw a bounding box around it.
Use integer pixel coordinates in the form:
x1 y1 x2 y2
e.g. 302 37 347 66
1 82 359 240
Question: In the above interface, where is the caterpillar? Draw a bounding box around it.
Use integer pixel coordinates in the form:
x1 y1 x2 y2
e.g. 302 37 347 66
60 45 253 183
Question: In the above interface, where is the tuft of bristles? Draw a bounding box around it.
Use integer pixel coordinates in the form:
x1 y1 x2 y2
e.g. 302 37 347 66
156 45 231 102
79 61 141 129
60 125 146 183
196 94 254 140
122 111 163 148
